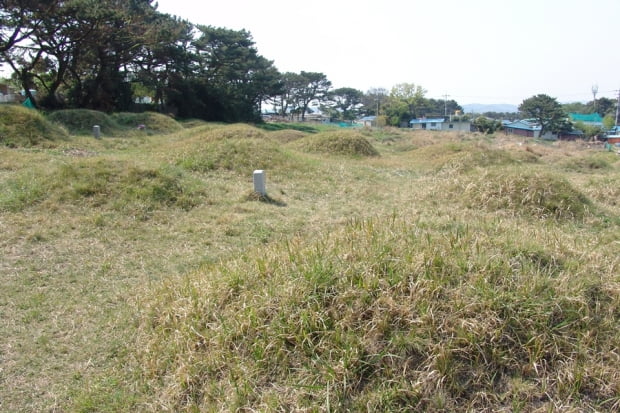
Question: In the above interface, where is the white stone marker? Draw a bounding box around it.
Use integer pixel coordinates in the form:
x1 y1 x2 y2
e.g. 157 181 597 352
93 125 101 139
253 170 266 195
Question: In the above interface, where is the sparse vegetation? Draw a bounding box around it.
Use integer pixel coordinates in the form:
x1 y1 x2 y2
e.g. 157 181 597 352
1 124 618 412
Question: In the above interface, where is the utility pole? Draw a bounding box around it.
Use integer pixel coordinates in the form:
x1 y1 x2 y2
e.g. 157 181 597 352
615 89 620 127
443 93 450 117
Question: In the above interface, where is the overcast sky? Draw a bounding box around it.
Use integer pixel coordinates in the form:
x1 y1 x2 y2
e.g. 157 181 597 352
156 0 620 105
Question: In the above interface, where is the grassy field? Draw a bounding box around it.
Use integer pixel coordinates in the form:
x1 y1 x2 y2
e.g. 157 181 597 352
1 108 619 411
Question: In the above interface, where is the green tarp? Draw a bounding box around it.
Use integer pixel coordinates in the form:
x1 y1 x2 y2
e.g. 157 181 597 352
22 97 35 109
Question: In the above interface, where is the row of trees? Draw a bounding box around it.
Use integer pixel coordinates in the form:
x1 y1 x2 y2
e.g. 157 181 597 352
0 0 282 120
1 1 464 123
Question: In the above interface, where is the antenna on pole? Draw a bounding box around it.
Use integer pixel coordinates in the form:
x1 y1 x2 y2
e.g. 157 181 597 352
592 84 599 111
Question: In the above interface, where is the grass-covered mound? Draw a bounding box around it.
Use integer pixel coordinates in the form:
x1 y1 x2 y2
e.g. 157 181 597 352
0 158 205 215
199 123 268 141
46 109 119 136
176 137 305 174
137 216 619 411
0 105 69 147
111 112 183 134
454 169 592 220
267 129 308 143
290 130 380 157
558 152 617 173
407 141 538 174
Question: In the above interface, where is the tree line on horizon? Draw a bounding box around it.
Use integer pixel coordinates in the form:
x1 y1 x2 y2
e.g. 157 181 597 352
0 0 463 124
2 1 614 134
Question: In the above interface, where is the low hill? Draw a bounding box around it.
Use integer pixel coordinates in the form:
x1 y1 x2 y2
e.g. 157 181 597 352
0 105 69 147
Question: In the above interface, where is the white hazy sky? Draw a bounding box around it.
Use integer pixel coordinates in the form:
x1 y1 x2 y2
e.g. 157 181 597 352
156 0 620 105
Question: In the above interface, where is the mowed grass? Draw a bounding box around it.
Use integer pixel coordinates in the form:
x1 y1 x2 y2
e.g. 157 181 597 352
0 115 618 412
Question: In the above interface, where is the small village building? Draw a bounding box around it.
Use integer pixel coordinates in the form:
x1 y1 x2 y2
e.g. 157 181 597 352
358 115 376 127
409 117 472 131
568 113 603 127
503 119 542 138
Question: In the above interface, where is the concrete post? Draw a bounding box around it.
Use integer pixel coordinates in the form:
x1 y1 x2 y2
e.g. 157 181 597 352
253 170 266 195
93 125 101 139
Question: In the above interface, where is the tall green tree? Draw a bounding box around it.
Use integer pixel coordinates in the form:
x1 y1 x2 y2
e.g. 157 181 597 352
518 94 567 137
294 71 331 121
389 83 426 118
174 25 281 121
267 71 304 118
361 87 388 116
322 87 363 122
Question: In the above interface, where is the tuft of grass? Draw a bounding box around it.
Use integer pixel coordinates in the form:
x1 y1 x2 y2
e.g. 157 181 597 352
111 112 183 134
0 105 69 147
289 130 380 157
453 169 592 220
47 109 120 136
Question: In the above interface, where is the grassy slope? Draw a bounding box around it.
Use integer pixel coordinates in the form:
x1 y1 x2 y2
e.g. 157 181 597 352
0 122 618 412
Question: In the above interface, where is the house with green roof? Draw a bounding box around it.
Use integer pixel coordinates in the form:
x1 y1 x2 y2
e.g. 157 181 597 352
568 113 603 126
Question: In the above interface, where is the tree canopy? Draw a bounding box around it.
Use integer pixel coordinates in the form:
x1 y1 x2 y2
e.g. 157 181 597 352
0 0 283 121
1 1 471 124
519 94 568 137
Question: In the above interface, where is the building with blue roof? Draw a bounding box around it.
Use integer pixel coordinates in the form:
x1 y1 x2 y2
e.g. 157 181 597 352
409 117 471 131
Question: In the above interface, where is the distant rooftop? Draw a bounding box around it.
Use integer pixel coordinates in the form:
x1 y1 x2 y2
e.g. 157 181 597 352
569 113 603 123
409 118 445 124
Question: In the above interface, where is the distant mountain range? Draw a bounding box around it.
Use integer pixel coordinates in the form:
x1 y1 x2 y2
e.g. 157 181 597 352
462 103 518 114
